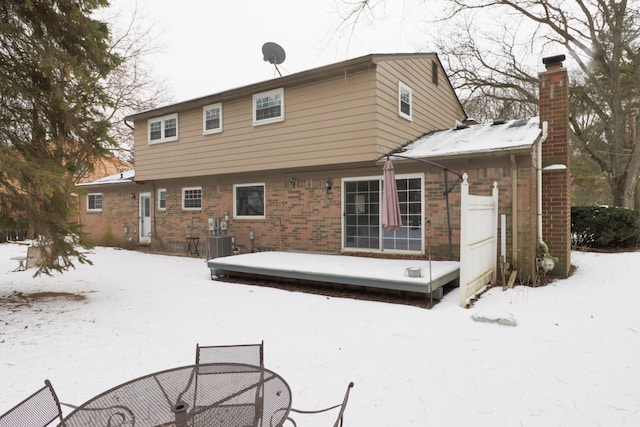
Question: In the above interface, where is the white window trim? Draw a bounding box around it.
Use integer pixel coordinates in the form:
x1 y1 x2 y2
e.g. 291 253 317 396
148 113 178 144
252 88 284 126
181 186 202 211
398 81 413 121
87 193 102 212
203 103 222 135
340 174 424 254
233 183 266 219
158 188 166 211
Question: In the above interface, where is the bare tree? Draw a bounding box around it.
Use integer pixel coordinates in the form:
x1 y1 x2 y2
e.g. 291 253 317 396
94 2 172 168
342 0 640 208
433 18 541 122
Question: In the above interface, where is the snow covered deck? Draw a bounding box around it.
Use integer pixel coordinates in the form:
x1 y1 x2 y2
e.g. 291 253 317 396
207 251 460 298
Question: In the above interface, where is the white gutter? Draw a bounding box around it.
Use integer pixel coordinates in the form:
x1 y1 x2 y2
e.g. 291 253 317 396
537 121 549 243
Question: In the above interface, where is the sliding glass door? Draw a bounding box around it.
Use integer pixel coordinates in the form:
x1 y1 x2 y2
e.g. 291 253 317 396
343 175 423 253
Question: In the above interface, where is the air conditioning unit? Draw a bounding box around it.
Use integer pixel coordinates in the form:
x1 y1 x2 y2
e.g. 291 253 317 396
208 235 234 259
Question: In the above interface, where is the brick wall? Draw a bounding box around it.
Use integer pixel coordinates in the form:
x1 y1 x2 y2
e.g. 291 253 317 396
149 176 344 255
78 184 141 247
539 57 572 277
75 167 512 260
420 160 537 281
515 160 538 282
202 178 343 254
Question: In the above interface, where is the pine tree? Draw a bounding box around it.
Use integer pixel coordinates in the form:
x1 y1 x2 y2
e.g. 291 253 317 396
0 0 120 273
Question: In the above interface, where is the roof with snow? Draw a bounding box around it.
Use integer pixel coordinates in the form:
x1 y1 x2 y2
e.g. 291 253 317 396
396 117 542 159
76 169 135 187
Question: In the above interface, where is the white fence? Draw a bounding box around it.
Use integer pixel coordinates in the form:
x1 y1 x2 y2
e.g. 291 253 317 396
459 173 499 307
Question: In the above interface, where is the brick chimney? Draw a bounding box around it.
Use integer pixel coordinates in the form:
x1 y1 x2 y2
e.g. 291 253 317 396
539 54 571 278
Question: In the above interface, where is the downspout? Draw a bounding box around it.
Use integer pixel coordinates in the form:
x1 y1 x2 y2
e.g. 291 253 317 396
510 155 518 266
536 121 557 274
537 121 548 245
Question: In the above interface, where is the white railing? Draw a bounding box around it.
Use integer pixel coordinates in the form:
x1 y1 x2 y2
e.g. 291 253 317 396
459 173 499 307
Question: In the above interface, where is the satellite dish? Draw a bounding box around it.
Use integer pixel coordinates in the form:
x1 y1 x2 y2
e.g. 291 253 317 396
262 42 286 76
262 42 286 65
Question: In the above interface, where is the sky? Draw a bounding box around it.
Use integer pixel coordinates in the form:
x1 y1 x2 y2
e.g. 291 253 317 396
104 0 437 102
1 243 640 426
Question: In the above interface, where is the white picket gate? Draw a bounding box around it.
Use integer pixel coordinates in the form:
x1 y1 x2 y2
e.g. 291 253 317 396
459 173 499 307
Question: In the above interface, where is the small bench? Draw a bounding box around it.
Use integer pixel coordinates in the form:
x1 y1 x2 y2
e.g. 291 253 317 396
10 256 27 272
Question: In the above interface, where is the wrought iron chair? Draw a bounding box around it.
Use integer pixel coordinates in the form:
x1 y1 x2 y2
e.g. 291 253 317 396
193 342 266 426
195 341 264 367
286 382 354 427
0 379 64 427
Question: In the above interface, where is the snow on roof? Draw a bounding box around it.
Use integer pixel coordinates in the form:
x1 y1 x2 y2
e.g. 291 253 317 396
398 117 541 159
76 169 135 187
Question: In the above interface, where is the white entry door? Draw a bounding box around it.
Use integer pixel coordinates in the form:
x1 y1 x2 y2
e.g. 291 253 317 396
139 192 151 244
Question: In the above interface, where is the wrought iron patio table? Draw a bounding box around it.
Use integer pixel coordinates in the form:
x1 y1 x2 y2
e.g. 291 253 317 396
57 363 292 427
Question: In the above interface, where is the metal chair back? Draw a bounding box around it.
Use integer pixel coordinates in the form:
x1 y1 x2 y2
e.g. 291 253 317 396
195 341 264 367
0 380 64 427
194 342 266 425
287 382 354 427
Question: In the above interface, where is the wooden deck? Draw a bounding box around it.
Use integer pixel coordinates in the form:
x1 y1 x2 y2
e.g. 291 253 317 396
207 251 460 299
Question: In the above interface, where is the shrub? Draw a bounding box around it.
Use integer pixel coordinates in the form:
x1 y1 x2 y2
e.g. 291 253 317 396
571 206 640 248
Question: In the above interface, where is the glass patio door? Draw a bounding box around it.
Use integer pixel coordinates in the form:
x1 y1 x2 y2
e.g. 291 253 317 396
343 177 423 252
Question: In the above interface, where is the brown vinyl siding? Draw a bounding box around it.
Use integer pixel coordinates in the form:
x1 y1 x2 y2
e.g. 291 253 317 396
135 69 380 181
132 54 465 181
374 58 465 154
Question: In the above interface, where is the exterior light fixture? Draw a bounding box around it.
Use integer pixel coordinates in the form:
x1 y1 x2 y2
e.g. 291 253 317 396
289 177 296 187
325 180 332 193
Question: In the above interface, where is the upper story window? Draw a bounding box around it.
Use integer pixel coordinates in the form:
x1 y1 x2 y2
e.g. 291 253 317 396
87 193 102 212
432 61 439 85
148 113 178 144
203 103 222 134
158 188 166 210
182 187 202 211
398 82 413 121
234 183 265 219
253 88 284 126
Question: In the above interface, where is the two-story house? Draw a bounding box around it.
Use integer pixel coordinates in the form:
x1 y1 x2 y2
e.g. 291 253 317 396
78 54 464 251
77 52 571 283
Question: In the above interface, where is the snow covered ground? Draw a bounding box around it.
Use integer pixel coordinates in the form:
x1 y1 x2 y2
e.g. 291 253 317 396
1 243 639 426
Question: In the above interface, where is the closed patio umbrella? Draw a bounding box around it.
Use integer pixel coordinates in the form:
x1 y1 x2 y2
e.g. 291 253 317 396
381 159 403 232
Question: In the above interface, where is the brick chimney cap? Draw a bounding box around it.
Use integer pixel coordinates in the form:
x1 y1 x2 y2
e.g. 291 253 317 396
542 54 566 66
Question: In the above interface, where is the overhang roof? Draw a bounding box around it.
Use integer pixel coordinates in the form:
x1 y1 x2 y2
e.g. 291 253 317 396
394 117 541 160
76 169 135 187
